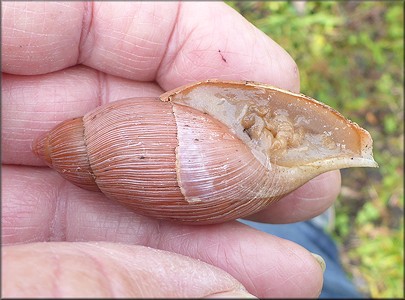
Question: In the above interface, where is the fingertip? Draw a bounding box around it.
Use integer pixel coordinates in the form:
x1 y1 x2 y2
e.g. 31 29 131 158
277 240 325 297
205 290 257 298
157 1 300 92
311 253 327 273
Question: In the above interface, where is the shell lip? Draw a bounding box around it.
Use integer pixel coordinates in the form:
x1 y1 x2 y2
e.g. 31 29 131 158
302 156 379 170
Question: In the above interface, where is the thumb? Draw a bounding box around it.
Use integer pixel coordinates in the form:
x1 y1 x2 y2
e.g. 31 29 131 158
2 242 255 298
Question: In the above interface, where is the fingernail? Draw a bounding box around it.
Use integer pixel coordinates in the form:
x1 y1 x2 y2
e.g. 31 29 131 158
311 252 326 273
205 290 257 298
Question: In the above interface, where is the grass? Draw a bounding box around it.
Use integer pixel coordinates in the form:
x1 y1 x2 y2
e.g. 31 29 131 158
227 1 404 298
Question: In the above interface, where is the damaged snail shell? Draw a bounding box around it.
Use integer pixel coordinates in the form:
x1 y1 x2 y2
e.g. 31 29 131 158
33 80 378 224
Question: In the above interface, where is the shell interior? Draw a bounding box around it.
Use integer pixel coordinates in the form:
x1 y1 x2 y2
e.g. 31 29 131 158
161 80 377 172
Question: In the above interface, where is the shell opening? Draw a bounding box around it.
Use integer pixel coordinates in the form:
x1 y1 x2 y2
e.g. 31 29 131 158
161 80 378 172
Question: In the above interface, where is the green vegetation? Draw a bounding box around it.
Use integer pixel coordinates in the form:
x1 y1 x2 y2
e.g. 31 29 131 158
227 1 403 298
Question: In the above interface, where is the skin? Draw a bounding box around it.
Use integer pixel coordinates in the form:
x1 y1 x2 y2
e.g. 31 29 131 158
2 2 341 298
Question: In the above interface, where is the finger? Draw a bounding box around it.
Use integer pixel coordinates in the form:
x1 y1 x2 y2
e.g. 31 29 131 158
2 2 299 91
3 166 324 298
2 242 255 298
2 165 335 241
2 165 324 244
156 2 299 92
1 2 84 75
246 170 342 223
145 222 324 298
2 67 164 166
1 1 178 81
2 165 155 245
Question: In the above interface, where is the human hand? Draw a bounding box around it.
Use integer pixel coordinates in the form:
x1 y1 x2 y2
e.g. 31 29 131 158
2 2 340 298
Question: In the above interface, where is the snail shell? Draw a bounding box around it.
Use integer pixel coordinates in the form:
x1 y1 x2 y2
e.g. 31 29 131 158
33 80 377 224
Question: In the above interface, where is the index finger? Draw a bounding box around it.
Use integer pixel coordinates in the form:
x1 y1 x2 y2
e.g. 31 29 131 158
1 1 300 91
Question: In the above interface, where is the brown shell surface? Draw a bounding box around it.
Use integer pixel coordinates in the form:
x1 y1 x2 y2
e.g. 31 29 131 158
81 98 281 223
33 80 377 224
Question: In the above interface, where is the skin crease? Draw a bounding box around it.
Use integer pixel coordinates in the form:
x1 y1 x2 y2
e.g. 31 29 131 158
1 1 341 298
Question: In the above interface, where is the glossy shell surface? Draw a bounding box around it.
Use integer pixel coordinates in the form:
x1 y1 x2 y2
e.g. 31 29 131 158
33 80 377 224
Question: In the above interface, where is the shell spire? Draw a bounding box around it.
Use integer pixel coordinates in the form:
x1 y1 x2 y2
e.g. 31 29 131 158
33 117 100 192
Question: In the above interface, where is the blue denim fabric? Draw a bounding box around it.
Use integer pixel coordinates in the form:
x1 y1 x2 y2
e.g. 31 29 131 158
239 219 365 298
